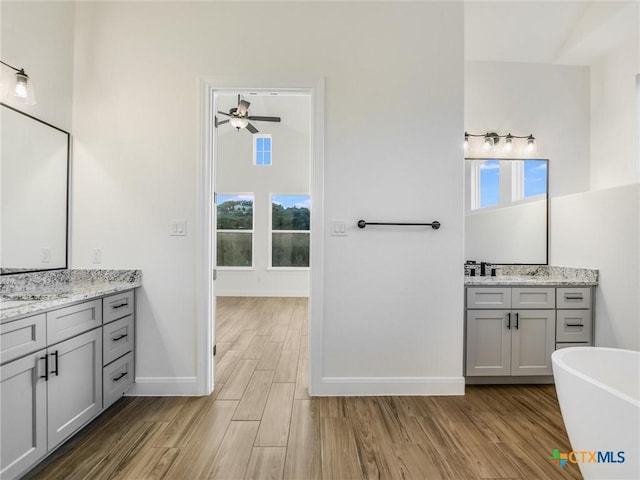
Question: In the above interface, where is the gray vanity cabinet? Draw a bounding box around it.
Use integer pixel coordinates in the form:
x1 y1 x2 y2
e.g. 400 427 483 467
0 289 135 480
46 328 102 449
0 349 47 480
466 287 556 377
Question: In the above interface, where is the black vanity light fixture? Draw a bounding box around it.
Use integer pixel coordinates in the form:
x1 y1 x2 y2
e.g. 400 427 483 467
1 60 36 105
464 131 536 153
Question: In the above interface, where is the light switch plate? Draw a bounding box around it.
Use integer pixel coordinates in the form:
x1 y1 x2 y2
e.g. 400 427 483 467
331 221 347 236
171 219 187 236
41 247 51 263
92 248 102 264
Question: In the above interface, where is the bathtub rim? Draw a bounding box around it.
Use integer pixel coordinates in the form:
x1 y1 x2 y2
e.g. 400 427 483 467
551 346 640 408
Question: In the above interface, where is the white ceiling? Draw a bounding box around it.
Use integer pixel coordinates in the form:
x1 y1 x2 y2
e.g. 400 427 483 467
465 1 639 65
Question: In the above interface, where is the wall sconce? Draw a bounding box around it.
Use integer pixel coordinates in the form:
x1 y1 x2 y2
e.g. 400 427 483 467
464 131 536 154
1 60 36 105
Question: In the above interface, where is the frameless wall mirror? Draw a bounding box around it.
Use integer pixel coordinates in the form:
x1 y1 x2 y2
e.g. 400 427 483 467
1 103 70 274
464 158 549 265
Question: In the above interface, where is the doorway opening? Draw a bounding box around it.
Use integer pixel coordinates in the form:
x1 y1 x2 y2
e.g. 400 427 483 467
196 79 325 396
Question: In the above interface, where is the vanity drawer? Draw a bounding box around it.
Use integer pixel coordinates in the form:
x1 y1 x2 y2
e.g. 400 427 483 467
467 288 511 309
103 352 134 408
103 291 134 323
47 300 102 345
555 343 591 349
1 314 46 364
512 288 555 309
103 315 134 366
556 310 592 343
557 288 591 309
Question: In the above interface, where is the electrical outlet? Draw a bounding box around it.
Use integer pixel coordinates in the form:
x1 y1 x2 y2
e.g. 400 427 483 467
92 248 102 264
41 247 51 263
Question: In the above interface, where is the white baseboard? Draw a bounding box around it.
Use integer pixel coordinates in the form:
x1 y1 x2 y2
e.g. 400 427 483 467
311 376 466 396
127 376 199 396
216 290 309 297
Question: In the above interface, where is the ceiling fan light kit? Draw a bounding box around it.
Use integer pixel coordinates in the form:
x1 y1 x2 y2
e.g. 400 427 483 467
217 94 281 134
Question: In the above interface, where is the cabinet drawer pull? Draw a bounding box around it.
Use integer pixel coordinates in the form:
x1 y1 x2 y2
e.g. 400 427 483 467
40 355 49 381
50 351 59 376
506 312 511 330
113 371 128 383
112 333 128 342
564 294 584 300
514 313 519 330
112 302 128 310
566 323 584 327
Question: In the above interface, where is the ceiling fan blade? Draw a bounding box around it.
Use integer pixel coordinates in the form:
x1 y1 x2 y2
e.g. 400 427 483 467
247 116 281 122
246 122 259 134
237 100 250 116
217 111 232 117
216 119 230 126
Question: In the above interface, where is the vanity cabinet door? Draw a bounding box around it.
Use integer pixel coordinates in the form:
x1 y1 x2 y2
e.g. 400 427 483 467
510 310 555 376
47 328 102 449
0 350 47 480
465 310 511 376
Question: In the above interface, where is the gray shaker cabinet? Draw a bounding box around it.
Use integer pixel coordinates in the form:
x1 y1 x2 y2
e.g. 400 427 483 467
466 287 556 377
0 349 47 480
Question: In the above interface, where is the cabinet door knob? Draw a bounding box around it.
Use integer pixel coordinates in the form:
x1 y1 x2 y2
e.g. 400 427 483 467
506 312 511 330
514 313 519 330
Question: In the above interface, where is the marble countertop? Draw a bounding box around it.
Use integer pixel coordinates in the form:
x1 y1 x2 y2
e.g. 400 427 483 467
464 265 598 287
465 275 598 286
1 270 141 323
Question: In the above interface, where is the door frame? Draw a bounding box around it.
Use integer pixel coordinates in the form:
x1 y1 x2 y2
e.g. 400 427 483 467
196 77 325 395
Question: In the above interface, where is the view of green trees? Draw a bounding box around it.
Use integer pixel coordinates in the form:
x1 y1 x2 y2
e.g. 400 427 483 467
216 195 311 268
272 203 310 231
217 200 253 230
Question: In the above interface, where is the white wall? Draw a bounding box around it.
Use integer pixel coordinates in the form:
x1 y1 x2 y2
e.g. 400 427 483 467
465 61 590 197
465 200 546 264
71 2 465 395
551 26 640 351
0 1 74 130
216 93 310 297
589 13 640 189
551 184 639 350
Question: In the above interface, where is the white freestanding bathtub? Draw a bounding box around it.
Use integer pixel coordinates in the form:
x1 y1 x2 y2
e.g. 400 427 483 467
552 347 640 480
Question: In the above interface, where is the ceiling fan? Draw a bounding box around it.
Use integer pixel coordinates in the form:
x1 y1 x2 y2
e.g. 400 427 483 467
216 95 281 133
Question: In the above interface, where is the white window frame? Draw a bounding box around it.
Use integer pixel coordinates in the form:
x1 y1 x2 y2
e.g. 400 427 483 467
467 159 547 215
216 192 255 270
269 193 311 270
253 134 273 166
511 160 547 204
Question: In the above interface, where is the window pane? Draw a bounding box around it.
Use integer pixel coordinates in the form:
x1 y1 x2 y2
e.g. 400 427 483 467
256 137 263 151
524 160 547 198
272 232 309 267
272 195 311 230
217 232 252 267
479 160 499 208
263 137 271 151
216 194 253 229
256 151 263 165
263 151 271 166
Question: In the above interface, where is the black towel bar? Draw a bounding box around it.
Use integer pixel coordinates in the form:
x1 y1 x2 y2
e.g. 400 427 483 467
357 220 441 230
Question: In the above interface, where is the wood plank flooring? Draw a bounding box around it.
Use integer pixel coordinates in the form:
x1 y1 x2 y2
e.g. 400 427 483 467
25 297 582 480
